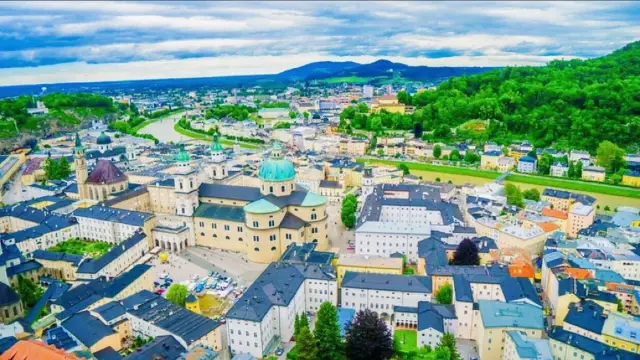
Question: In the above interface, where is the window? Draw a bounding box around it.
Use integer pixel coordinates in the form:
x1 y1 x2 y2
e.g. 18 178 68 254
253 221 259 227
254 247 260 252
286 234 292 240
238 227 243 232
238 238 243 242
253 236 260 242
269 235 276 241
271 246 277 251
268 220 275 227
269 186 274 193
212 223 217 229
281 185 285 192
311 213 317 220
224 225 230 231
199 222 204 227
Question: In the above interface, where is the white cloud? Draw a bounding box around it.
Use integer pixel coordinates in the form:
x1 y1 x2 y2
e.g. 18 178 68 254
395 34 554 52
0 52 583 86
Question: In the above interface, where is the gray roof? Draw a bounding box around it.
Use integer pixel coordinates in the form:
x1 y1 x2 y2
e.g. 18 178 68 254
319 180 341 189
124 291 221 346
77 231 146 275
199 183 261 202
0 282 20 306
279 212 307 229
93 301 126 322
341 272 432 293
123 335 185 360
62 311 116 347
227 261 336 322
194 203 245 222
73 205 154 227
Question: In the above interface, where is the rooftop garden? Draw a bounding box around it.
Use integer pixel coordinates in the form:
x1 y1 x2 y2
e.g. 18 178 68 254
47 238 113 258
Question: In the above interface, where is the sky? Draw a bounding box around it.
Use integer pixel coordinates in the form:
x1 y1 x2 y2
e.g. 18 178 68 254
0 1 638 86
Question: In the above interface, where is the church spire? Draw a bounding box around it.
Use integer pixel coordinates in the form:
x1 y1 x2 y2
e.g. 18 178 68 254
74 131 83 150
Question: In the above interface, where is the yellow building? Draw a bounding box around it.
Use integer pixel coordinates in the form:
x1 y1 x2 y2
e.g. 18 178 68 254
186 294 201 314
339 138 368 156
194 143 329 264
582 166 606 182
554 293 581 326
0 153 26 192
481 151 502 170
370 95 406 114
602 312 640 354
622 172 640 187
336 254 403 286
0 283 23 324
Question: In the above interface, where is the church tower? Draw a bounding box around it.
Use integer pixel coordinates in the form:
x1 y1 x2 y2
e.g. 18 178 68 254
74 132 89 199
173 142 199 216
209 133 227 180
362 163 374 197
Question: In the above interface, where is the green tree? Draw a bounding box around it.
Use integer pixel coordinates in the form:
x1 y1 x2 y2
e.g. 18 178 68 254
166 284 188 307
575 161 583 179
299 312 309 333
377 148 384 157
523 188 541 201
505 183 525 208
536 153 553 175
289 111 297 119
44 158 60 180
14 275 43 309
617 298 624 313
449 149 461 161
434 283 453 305
438 333 460 360
58 156 71 178
397 163 410 175
314 302 343 360
596 141 626 174
303 111 310 120
296 325 318 360
464 151 479 163
397 90 411 105
294 314 301 339
341 194 358 229
567 161 576 178
433 145 442 159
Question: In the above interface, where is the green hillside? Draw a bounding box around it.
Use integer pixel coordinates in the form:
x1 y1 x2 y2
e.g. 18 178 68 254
0 93 122 139
408 41 640 151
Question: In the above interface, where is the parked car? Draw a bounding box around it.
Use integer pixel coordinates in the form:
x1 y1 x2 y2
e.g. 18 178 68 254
275 347 284 356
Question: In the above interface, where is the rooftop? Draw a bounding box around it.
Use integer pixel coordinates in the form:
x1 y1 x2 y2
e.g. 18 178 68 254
478 300 543 329
341 272 431 293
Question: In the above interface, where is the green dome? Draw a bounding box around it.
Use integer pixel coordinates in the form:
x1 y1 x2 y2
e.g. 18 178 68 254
175 143 190 162
96 131 112 145
210 133 224 152
258 158 296 181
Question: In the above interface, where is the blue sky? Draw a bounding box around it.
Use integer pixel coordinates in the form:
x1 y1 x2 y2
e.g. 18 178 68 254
0 1 638 85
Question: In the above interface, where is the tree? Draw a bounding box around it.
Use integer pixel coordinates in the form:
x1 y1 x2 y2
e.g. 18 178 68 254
341 194 358 229
451 238 480 266
345 309 394 360
505 183 525 208
438 333 460 360
296 325 318 360
449 149 461 161
299 312 309 333
14 275 43 309
464 151 479 163
397 163 410 175
314 302 343 360
166 284 188 307
434 283 453 305
289 111 297 119
294 314 301 339
303 111 310 120
397 90 411 105
536 153 553 175
413 122 423 138
617 298 624 313
523 188 541 201
433 145 442 159
596 141 626 174
567 161 576 178
575 161 583 178
58 157 71 178
377 148 384 157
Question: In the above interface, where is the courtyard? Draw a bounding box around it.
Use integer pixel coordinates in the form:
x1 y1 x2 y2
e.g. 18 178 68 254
394 330 418 353
47 238 113 258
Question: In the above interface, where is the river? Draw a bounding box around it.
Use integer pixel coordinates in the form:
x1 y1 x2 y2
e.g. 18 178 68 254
138 112 189 143
409 169 640 210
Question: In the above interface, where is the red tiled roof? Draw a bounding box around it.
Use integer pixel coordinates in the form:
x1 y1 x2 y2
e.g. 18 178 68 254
0 340 84 360
87 159 127 184
23 158 43 175
542 208 569 220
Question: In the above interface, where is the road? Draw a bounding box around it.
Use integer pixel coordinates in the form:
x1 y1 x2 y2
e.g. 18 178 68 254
326 203 355 253
2 165 28 204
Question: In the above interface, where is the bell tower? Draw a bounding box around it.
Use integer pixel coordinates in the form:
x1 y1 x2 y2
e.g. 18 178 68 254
74 132 89 199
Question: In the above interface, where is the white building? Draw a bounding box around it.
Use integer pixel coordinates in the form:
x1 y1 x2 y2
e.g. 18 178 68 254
75 231 148 280
340 272 431 322
72 206 155 244
394 302 457 350
355 222 431 262
226 262 337 358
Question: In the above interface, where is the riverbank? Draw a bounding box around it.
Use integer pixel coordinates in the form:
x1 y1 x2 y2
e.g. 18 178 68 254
358 158 640 208
132 109 185 133
173 123 262 149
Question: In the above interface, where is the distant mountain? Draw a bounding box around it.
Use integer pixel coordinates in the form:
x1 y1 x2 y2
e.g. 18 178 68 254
308 59 496 83
275 61 360 81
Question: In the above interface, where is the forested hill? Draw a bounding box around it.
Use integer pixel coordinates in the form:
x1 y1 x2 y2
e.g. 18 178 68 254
409 41 640 152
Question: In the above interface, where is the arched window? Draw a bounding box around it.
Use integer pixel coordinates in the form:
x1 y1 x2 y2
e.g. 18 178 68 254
112 186 116 192
238 238 243 242
312 239 318 243
254 247 260 252
281 186 285 192
269 186 274 193
225 236 230 240
190 179 194 188
311 213 317 220
271 246 277 251
89 188 93 199
102 188 107 199
179 181 183 190
213 170 217 177
120 184 124 190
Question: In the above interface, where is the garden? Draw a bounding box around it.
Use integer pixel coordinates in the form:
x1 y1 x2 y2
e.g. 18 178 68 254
47 238 113 258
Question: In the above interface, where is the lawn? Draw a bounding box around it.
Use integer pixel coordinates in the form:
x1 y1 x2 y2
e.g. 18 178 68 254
359 158 640 199
357 158 500 180
323 76 371 84
394 330 418 353
199 294 230 318
47 238 113 258
173 123 262 149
